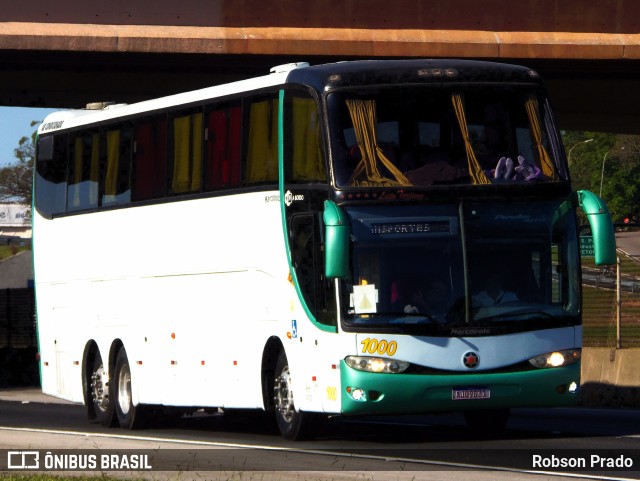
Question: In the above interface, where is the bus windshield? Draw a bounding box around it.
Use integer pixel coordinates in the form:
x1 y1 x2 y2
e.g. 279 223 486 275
342 200 580 334
328 85 565 188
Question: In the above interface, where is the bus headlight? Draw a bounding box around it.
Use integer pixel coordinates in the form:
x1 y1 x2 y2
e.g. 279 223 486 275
345 356 410 374
529 349 581 369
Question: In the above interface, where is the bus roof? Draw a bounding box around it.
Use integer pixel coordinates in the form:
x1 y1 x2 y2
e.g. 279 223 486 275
37 65 298 135
287 59 543 92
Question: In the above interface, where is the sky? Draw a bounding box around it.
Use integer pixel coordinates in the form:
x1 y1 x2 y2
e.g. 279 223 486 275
0 107 59 167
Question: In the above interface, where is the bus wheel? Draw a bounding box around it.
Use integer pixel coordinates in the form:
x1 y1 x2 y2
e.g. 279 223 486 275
273 351 311 440
114 348 147 429
464 408 510 438
87 351 116 427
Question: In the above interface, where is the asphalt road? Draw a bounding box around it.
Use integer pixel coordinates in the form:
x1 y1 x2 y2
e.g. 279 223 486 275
0 391 639 481
616 231 640 259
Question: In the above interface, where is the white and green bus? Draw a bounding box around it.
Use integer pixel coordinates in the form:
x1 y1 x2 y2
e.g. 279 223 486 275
34 60 616 440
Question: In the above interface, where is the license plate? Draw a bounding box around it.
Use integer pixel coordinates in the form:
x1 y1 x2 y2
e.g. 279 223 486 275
452 387 491 400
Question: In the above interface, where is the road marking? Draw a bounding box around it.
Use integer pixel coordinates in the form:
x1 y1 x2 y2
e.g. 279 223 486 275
1 426 638 480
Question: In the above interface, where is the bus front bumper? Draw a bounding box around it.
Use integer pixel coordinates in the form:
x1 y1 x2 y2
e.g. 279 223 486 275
340 360 580 415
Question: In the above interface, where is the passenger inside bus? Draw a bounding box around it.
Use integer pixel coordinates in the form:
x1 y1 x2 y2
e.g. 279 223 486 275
472 272 519 307
390 278 426 314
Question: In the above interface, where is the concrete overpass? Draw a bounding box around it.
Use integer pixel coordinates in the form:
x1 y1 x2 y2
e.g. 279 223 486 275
1 0 640 133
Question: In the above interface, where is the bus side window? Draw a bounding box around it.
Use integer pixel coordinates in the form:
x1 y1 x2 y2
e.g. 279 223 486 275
133 115 167 201
102 125 133 206
169 109 203 195
290 214 337 327
35 135 67 217
205 103 242 190
244 94 279 185
67 131 100 212
284 90 326 183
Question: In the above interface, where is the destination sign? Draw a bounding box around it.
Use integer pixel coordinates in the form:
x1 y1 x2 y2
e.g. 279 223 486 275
370 220 450 235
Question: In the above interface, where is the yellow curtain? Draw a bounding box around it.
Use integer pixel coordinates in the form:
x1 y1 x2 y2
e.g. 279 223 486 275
451 94 490 185
89 133 100 206
172 113 203 193
191 113 203 191
173 115 191 193
525 96 555 179
105 130 120 197
292 97 325 181
246 99 278 183
346 99 411 187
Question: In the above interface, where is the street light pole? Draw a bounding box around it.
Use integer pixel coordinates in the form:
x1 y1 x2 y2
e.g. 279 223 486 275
599 146 623 198
567 138 593 164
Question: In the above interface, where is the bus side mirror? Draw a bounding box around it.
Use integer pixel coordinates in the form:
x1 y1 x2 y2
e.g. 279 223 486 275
323 200 350 279
577 190 617 265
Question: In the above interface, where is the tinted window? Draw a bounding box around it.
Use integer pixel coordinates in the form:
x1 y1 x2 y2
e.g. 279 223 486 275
103 124 133 206
328 86 560 188
204 102 242 190
35 135 67 217
132 115 167 201
67 130 99 212
284 90 326 183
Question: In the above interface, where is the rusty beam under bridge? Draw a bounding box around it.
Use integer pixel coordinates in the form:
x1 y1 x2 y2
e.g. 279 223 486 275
1 0 640 133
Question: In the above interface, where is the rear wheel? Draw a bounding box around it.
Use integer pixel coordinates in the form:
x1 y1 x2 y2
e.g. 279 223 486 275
273 351 315 440
86 350 116 427
114 348 147 429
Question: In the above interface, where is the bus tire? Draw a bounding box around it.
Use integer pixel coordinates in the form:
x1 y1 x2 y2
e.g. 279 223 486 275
464 408 510 438
113 348 147 429
87 350 117 427
273 351 312 440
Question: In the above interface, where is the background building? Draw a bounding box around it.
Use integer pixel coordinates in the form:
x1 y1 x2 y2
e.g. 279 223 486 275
0 203 31 241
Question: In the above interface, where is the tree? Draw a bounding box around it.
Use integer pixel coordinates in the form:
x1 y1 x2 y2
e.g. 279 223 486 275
0 121 38 206
601 135 640 223
561 130 640 224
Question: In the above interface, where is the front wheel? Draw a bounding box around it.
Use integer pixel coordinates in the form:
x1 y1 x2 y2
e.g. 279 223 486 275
273 351 315 440
114 348 147 429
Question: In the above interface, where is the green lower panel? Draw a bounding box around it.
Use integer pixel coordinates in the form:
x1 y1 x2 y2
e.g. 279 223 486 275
340 361 580 415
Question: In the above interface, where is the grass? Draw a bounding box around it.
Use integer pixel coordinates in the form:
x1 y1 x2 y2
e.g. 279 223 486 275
1 477 118 481
0 244 29 261
582 253 640 278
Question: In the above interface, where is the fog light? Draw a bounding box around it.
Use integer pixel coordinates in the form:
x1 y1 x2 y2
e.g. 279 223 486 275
569 382 579 393
348 387 366 402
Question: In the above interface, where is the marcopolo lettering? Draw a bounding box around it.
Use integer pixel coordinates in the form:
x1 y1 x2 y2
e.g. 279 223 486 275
41 121 64 132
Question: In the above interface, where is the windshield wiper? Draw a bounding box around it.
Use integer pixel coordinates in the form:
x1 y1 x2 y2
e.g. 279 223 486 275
475 307 556 322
